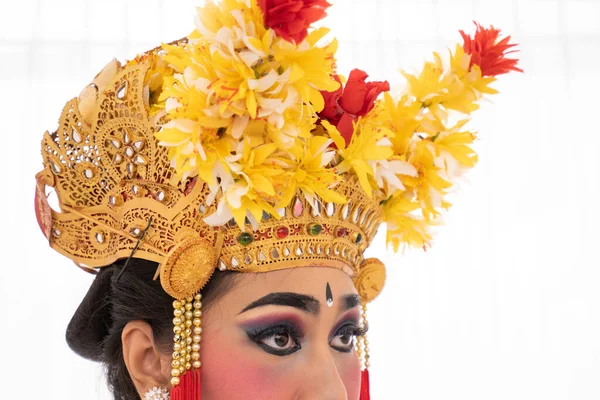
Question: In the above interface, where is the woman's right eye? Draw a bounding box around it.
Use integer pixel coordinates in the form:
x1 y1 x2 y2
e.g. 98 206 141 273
260 332 296 351
247 324 303 356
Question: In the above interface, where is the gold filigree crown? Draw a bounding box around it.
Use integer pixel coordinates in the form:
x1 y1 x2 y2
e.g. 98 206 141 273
35 60 386 303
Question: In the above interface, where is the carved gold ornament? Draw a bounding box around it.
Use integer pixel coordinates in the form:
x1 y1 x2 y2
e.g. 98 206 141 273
160 236 224 299
355 258 387 303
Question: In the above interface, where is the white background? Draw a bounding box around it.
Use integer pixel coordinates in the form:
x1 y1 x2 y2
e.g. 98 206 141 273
0 0 599 399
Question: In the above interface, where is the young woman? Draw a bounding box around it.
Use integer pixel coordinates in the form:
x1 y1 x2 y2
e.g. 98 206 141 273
34 1 520 399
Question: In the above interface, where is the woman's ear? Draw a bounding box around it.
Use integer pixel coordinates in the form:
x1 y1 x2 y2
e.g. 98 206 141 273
122 320 171 395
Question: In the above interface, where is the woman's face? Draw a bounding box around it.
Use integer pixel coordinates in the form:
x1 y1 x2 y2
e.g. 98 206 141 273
200 266 363 400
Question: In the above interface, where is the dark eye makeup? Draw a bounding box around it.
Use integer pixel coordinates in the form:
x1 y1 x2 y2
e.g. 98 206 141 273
244 321 304 356
330 322 369 353
243 318 369 356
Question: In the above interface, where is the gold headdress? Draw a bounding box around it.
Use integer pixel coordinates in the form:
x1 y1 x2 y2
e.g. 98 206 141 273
35 1 520 398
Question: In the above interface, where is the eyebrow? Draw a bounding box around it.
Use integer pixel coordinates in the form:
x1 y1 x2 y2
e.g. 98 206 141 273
343 294 361 311
239 292 320 315
239 292 362 315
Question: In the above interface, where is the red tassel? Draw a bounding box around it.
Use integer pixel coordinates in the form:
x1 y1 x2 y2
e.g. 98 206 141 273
171 369 202 400
359 369 370 400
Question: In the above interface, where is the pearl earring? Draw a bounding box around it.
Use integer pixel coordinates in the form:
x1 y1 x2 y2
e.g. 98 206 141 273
144 386 170 400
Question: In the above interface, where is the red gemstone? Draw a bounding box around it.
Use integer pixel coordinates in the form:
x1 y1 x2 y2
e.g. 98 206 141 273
276 226 289 239
336 227 348 238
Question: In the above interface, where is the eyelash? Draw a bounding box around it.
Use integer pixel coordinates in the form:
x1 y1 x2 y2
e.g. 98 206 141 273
245 322 369 356
330 323 369 353
246 322 304 356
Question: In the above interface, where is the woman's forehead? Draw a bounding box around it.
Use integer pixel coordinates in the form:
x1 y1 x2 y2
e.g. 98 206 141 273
215 267 358 311
244 267 356 294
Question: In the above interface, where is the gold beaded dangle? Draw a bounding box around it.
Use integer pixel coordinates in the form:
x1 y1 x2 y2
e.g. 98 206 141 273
191 293 202 370
171 298 186 386
360 304 370 369
355 303 370 369
358 303 371 400
171 294 203 389
356 328 364 368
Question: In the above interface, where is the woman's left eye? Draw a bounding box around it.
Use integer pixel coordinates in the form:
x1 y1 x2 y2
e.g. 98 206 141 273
330 332 355 350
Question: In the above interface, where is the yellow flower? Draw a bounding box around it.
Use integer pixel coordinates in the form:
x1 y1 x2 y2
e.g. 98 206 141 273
278 135 346 209
222 141 286 227
402 53 449 106
272 27 340 112
450 44 499 95
265 102 316 151
322 120 393 197
383 192 432 251
154 118 233 184
430 118 478 169
372 157 417 198
374 92 422 156
404 140 452 220
402 45 501 122
194 0 266 40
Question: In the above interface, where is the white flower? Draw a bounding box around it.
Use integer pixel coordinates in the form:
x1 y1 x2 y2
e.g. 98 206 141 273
204 197 235 226
370 159 417 195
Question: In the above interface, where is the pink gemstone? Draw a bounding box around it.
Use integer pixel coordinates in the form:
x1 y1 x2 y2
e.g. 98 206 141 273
293 198 304 217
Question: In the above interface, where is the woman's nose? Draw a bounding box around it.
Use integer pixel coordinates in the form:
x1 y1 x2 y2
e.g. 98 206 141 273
297 348 349 400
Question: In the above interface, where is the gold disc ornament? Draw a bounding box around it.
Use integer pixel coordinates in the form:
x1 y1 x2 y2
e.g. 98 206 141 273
354 258 387 303
160 236 221 299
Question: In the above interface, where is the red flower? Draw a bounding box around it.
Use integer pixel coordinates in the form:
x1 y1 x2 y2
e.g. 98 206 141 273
258 0 331 44
319 69 390 146
460 22 523 77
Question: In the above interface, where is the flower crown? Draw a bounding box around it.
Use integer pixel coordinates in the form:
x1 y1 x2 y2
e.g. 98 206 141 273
145 1 520 250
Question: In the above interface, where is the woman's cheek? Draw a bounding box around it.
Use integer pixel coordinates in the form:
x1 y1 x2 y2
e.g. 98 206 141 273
201 343 291 399
340 354 362 399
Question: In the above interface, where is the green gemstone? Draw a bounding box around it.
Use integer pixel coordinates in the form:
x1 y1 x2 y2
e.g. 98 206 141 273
355 233 363 244
308 224 323 236
237 232 254 246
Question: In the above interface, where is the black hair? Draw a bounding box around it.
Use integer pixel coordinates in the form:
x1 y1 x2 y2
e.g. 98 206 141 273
66 258 237 400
